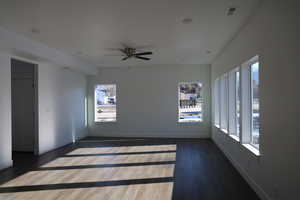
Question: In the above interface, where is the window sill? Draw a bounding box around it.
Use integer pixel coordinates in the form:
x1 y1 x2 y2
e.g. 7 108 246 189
178 120 203 124
95 121 117 124
214 123 260 156
229 134 240 142
221 129 228 134
242 144 260 156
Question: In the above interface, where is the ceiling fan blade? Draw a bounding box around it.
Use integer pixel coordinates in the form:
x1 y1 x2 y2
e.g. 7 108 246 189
122 56 130 61
134 52 153 56
134 45 155 50
106 48 123 51
104 54 123 56
135 56 151 60
106 48 126 54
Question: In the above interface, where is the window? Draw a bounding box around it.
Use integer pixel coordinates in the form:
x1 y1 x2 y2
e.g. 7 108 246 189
213 55 260 155
236 70 241 137
94 84 116 122
214 79 220 127
220 74 228 132
228 67 240 138
240 56 260 152
250 62 260 148
178 82 203 123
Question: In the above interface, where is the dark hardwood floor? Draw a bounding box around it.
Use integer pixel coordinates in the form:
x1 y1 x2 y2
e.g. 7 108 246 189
0 137 260 200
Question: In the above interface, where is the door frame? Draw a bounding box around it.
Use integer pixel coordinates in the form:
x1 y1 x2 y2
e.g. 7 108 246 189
11 58 39 155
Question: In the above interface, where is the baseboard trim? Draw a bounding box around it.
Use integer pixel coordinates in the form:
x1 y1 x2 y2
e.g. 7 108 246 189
213 139 271 200
0 159 13 172
38 142 74 156
81 136 212 142
89 131 210 139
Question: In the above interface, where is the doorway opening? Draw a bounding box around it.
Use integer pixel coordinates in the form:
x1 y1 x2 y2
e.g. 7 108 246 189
11 59 39 166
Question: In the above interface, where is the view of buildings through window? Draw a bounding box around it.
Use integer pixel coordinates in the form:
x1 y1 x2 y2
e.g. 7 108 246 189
95 85 116 122
236 71 241 137
251 62 260 148
178 82 203 122
220 75 228 132
213 56 260 151
214 79 220 126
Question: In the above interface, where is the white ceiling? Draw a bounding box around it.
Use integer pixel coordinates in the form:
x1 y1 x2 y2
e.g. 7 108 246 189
0 0 260 68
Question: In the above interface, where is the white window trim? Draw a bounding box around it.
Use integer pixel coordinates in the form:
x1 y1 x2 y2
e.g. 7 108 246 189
221 129 228 134
243 56 260 149
214 78 220 127
227 67 241 139
236 68 242 139
94 84 117 123
178 81 204 123
243 144 260 156
220 74 229 133
229 134 240 142
213 55 260 157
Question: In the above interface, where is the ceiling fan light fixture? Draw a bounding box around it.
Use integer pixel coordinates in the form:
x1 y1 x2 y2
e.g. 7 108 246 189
106 45 153 61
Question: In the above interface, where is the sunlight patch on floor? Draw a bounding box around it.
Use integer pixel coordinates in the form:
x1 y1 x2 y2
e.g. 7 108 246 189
0 145 177 200
41 152 176 167
1 164 174 187
67 145 177 155
0 182 173 200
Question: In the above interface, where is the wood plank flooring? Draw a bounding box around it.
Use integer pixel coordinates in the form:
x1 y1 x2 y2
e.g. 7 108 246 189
0 138 260 200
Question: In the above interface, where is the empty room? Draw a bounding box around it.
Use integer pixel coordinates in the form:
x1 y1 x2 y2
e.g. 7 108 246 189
0 0 299 200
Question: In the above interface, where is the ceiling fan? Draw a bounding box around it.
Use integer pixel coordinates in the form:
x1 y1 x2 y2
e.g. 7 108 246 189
107 45 153 61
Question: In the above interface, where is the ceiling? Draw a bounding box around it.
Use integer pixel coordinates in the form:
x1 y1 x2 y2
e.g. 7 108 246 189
0 0 260 68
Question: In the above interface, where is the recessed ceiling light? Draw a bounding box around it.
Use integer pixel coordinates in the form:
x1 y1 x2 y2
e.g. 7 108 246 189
63 66 70 70
227 7 237 16
30 28 40 34
182 18 193 24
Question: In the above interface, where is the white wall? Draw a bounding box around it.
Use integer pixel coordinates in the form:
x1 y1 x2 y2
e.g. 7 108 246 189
0 52 88 170
38 64 88 155
0 23 94 169
0 54 12 170
88 65 211 138
211 1 300 200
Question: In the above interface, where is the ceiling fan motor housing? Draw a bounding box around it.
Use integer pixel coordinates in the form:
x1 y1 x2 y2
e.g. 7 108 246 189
124 47 136 56
119 46 152 61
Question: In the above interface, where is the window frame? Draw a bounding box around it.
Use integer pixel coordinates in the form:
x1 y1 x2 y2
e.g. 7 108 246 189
250 61 260 149
94 84 117 123
220 73 229 133
178 81 204 123
228 67 241 140
235 69 241 139
213 55 260 156
214 78 220 127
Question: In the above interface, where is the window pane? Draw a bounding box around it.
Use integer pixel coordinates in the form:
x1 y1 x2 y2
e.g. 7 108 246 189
251 62 260 148
236 71 241 137
220 74 228 132
95 84 116 122
228 71 235 134
214 79 220 126
178 82 203 122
